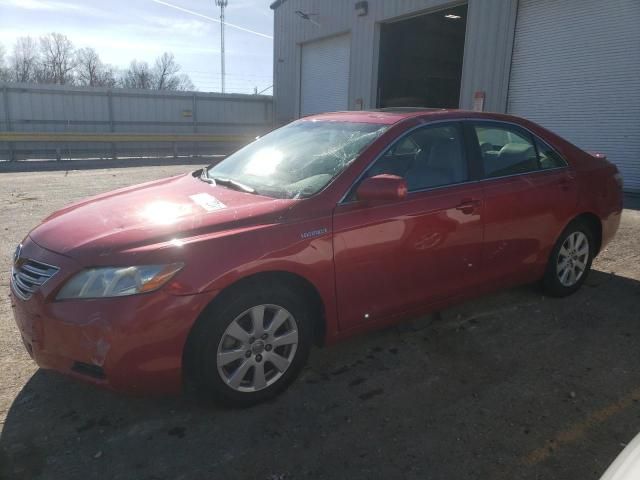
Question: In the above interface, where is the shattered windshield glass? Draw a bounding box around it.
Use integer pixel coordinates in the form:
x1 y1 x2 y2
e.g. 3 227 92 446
206 120 388 199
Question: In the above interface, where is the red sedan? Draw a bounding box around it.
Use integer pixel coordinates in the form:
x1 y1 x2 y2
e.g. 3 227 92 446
10 109 622 406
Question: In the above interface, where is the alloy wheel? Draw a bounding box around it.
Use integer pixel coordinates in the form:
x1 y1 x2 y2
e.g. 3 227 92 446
556 231 590 287
216 304 299 392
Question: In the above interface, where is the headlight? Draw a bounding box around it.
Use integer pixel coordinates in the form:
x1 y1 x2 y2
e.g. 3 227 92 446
56 263 183 300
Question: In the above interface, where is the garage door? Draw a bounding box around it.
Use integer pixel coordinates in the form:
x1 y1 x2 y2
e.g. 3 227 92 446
507 0 640 192
300 34 350 116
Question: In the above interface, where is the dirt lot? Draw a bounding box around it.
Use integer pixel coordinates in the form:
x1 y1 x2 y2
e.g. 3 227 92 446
0 160 639 480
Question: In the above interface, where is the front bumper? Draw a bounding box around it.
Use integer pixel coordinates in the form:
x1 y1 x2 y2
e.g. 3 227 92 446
10 238 215 395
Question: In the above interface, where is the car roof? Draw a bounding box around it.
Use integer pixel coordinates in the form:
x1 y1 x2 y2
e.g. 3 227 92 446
302 109 525 126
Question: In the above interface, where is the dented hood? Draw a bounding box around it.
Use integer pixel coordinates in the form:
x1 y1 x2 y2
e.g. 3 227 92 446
29 172 294 259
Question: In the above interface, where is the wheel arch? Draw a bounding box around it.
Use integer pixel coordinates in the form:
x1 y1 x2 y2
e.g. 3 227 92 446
570 212 603 254
550 211 603 259
182 270 327 382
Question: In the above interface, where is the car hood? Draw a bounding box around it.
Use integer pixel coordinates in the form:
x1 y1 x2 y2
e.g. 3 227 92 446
29 172 295 260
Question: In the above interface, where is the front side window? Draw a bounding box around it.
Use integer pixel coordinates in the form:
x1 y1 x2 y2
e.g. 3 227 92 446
473 123 567 178
364 123 468 192
207 120 388 199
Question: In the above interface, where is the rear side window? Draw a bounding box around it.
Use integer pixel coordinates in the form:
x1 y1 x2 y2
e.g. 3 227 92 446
536 138 568 169
474 125 538 178
472 123 567 178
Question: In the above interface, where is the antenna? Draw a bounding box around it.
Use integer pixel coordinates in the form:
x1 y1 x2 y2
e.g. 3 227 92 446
215 0 228 93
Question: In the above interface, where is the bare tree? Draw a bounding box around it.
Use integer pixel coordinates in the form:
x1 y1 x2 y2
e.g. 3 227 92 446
74 47 100 86
98 66 118 88
39 33 75 84
9 36 39 83
122 60 153 89
151 52 194 91
75 47 116 87
3 33 196 91
175 73 195 91
0 44 9 81
153 52 180 90
121 55 194 91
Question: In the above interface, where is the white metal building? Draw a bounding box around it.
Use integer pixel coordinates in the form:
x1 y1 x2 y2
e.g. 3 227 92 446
271 0 640 192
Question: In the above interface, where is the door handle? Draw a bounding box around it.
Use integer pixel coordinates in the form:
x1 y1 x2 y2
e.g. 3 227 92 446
455 199 481 215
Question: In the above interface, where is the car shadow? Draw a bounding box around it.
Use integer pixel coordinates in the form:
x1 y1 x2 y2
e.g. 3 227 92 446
0 156 225 173
1 270 640 480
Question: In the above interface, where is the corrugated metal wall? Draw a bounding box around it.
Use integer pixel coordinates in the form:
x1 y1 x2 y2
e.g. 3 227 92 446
507 0 640 192
0 83 273 160
273 0 518 123
300 33 351 115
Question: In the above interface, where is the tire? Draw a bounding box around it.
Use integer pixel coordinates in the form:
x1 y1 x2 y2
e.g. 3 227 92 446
542 219 595 297
187 282 313 407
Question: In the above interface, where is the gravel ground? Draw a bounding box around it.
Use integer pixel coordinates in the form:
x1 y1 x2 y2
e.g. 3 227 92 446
0 161 639 480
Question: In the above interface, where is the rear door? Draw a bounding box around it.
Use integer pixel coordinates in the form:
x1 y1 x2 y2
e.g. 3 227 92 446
467 120 578 284
333 122 484 331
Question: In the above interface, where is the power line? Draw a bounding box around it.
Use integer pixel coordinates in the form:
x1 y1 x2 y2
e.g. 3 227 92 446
187 71 273 79
188 77 272 85
189 79 272 86
191 81 272 89
150 0 273 39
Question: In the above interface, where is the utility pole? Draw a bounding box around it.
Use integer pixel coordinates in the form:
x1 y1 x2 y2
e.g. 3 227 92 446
215 0 228 94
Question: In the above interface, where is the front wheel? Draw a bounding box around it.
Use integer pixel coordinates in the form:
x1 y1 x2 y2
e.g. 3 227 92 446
542 220 594 297
187 283 313 407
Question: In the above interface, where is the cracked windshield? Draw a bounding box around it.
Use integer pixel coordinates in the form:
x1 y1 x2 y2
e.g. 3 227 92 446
208 121 388 198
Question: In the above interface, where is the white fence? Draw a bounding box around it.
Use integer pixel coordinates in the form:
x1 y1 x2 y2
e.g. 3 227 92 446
0 82 273 161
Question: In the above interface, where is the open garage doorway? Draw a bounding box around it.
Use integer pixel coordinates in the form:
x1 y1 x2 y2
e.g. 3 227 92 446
377 4 468 109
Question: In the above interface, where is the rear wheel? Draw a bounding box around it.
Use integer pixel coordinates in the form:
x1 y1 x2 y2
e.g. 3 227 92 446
188 283 313 407
543 220 594 297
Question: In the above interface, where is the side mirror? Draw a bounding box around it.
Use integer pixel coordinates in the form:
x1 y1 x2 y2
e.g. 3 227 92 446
356 174 408 203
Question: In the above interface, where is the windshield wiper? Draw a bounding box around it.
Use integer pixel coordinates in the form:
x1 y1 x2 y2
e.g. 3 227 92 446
198 168 213 183
199 169 253 193
208 175 256 194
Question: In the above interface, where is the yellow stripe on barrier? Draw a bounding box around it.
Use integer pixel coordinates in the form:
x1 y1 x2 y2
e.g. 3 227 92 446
0 132 254 143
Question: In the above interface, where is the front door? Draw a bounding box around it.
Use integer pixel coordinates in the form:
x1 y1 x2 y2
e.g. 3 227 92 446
333 122 484 331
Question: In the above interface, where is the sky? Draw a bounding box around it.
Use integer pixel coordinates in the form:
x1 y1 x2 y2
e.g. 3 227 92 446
0 0 274 94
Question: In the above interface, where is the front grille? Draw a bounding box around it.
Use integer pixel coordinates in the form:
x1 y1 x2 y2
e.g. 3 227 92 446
11 258 60 301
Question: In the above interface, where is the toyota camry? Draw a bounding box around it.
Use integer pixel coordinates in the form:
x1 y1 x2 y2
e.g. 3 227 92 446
10 109 623 406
